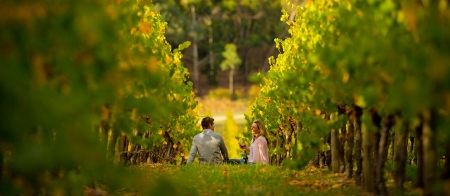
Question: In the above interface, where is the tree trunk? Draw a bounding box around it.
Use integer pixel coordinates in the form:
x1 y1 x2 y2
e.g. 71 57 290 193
0 152 3 179
269 138 277 165
142 130 150 163
339 124 346 173
415 119 424 188
115 135 126 164
354 106 363 186
443 142 450 180
363 122 375 193
100 104 110 159
229 69 234 96
371 109 382 194
330 113 339 172
313 150 321 168
100 121 109 149
276 126 286 166
394 118 409 192
130 143 139 165
442 139 450 196
390 132 395 162
107 128 119 161
208 25 214 80
100 104 111 140
346 120 354 179
124 136 131 164
244 55 249 87
423 109 438 195
285 118 295 160
236 0 243 37
375 115 394 196
190 5 199 93
331 127 340 173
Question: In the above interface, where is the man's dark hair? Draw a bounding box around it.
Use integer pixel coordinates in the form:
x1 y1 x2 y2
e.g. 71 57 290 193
201 117 214 129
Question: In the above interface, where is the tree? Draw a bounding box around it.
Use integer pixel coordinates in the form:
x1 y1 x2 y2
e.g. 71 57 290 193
153 0 286 93
330 114 340 173
220 44 241 97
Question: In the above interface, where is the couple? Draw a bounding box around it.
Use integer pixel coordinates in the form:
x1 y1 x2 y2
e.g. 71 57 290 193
186 117 269 165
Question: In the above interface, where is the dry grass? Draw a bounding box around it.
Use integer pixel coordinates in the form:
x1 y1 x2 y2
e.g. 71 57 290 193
196 97 250 117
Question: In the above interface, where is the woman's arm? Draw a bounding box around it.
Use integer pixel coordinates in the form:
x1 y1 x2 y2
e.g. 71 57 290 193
253 138 269 164
258 139 269 164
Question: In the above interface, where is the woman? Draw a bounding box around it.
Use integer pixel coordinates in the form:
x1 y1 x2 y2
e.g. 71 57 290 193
240 119 269 164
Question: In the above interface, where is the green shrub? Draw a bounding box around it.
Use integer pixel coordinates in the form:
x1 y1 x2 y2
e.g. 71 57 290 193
405 164 417 181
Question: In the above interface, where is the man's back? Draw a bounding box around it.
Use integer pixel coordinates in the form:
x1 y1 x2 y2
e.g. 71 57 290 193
187 129 228 164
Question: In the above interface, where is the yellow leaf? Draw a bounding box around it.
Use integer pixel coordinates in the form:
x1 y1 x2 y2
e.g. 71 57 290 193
167 94 173 101
174 93 180 101
147 57 160 73
139 21 152 34
119 61 129 70
173 144 177 149
403 4 418 32
106 4 117 19
278 107 283 114
130 27 137 35
355 95 366 108
130 108 137 121
356 9 363 17
380 71 393 84
127 143 132 151
298 105 304 113
288 180 301 185
101 105 110 120
439 0 448 13
32 53 47 87
285 144 290 150
342 72 349 84
314 110 321 116
173 55 180 65
165 55 172 64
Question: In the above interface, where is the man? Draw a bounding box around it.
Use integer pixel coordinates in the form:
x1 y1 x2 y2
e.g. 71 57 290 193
187 117 229 164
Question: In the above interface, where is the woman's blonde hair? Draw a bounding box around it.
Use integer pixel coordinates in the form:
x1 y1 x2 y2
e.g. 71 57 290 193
253 119 268 140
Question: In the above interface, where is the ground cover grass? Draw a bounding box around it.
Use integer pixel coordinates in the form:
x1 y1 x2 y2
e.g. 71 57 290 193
114 164 420 196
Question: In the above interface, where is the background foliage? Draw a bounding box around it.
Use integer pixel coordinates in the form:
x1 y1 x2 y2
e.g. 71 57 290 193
0 0 199 194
